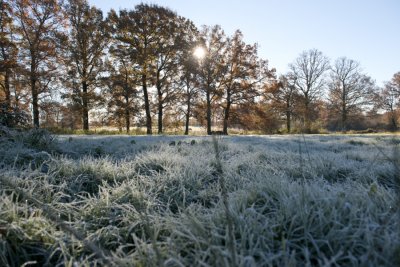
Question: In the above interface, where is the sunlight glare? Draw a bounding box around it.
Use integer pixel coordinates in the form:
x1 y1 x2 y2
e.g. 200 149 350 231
193 46 206 60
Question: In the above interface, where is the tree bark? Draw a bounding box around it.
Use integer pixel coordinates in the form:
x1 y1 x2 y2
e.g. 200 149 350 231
223 94 231 135
3 66 11 110
31 59 39 128
1 45 12 125
390 112 397 132
184 96 191 135
125 95 130 133
341 106 347 132
32 86 39 128
206 88 212 135
142 74 152 134
286 111 291 133
304 98 311 134
4 69 11 124
285 96 291 133
82 80 89 131
341 84 347 132
157 75 163 134
157 96 163 134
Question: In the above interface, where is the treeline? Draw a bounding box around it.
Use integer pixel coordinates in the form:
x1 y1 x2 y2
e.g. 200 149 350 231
1 0 399 134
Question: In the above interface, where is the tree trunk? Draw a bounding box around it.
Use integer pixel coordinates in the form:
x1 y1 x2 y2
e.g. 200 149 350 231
223 95 231 135
125 95 130 133
32 86 39 128
286 97 292 133
118 118 122 132
30 60 39 128
1 46 11 125
142 74 152 135
157 99 163 134
3 69 11 126
82 80 89 131
206 89 212 135
157 77 163 134
184 96 191 135
390 112 397 132
341 107 347 132
304 98 311 134
4 69 11 108
341 85 347 132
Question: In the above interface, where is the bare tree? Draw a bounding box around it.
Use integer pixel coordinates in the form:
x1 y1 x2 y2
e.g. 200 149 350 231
328 57 375 131
289 49 329 133
389 71 400 94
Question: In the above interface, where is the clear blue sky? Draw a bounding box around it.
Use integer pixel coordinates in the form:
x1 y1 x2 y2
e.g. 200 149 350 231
89 0 399 86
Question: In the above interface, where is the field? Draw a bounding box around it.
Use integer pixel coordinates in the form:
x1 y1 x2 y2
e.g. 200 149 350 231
0 128 399 266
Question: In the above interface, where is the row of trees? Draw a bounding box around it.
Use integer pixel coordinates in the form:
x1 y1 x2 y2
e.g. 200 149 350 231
279 52 399 133
273 51 377 133
1 0 399 134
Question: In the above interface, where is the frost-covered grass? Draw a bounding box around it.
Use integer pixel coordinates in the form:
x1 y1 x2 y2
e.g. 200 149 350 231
0 128 399 266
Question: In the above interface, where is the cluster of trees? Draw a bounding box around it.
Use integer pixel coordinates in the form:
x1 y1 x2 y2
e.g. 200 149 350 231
1 0 399 134
272 53 400 133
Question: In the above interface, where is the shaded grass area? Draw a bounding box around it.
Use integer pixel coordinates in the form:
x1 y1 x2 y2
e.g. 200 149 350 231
0 127 399 266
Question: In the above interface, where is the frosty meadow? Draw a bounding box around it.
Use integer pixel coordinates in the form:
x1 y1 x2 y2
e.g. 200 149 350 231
2 1 399 265
0 128 399 266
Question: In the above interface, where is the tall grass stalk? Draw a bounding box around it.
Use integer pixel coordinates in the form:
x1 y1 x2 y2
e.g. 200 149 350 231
212 135 237 267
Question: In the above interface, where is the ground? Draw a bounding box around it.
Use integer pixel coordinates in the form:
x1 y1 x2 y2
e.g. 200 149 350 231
0 129 399 266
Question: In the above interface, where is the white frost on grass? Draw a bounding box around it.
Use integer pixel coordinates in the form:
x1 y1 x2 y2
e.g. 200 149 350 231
0 133 399 266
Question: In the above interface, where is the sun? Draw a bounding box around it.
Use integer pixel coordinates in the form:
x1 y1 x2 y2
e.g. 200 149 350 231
193 46 206 60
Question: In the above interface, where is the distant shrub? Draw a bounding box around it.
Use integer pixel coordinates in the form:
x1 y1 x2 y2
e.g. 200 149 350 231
47 127 150 136
22 128 57 152
347 128 378 134
0 126 58 167
346 139 366 146
0 103 30 127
